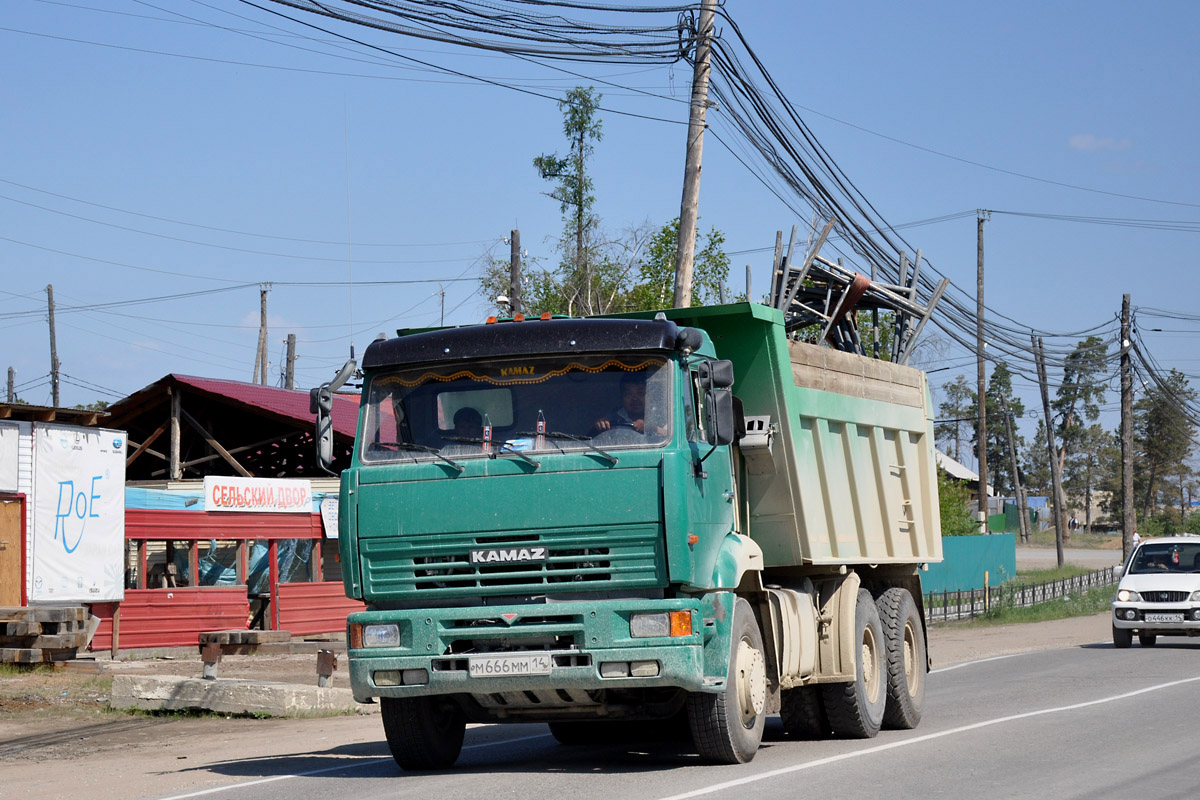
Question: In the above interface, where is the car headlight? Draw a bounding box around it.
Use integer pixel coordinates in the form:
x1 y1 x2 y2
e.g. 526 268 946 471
1190 590 1200 602
362 623 401 647
1116 589 1142 602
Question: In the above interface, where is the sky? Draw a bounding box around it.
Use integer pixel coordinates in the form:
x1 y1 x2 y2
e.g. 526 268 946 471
3 0 1198 458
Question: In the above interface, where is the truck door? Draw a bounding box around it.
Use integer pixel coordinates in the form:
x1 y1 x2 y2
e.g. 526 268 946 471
685 365 736 546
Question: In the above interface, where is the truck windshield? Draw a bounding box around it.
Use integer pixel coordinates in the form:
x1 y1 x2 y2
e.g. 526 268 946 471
360 354 673 463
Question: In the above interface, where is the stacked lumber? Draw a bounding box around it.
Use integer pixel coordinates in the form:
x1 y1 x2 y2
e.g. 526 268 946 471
198 628 291 656
0 606 90 663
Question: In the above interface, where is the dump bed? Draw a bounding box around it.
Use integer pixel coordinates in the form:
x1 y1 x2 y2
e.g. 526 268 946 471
640 303 942 568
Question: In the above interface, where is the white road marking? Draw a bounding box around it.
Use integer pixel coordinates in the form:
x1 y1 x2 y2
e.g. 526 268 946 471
152 732 554 800
655 674 1200 800
930 652 1023 673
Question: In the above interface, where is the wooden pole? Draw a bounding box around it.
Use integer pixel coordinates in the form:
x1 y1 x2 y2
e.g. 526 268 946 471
976 213 988 532
999 393 1030 544
1120 293 1135 561
257 286 269 385
169 386 181 481
6 367 13 402
672 0 717 309
285 334 296 390
509 229 522 315
1034 335 1067 567
47 284 60 407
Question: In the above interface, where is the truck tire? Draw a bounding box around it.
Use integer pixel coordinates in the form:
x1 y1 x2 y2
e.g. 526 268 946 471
687 598 767 763
779 685 829 739
1112 624 1132 649
380 696 466 771
876 587 926 730
1138 633 1158 647
821 588 885 739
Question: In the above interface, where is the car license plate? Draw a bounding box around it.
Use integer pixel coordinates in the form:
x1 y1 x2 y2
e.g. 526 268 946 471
1145 613 1183 623
469 653 553 678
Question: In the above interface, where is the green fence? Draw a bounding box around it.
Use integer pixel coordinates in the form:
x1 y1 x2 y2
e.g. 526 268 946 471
921 533 1016 593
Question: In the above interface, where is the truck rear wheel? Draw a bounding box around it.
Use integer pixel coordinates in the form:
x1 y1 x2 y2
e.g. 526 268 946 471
687 598 766 763
780 685 829 739
821 588 885 739
380 696 466 771
876 587 926 729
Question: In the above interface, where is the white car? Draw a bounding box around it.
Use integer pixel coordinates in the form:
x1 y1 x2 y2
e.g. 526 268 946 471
1112 535 1200 648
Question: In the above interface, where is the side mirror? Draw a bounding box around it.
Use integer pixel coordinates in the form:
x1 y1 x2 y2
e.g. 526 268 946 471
314 358 357 474
697 359 734 389
706 387 736 446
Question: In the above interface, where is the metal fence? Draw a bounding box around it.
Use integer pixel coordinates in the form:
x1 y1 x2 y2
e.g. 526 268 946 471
923 565 1121 624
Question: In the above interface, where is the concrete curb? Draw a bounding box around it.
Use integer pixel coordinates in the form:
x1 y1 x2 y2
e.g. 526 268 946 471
109 674 379 718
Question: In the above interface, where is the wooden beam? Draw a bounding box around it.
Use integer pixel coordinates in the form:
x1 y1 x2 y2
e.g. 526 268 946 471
169 387 181 481
179 407 252 477
179 432 295 469
126 423 167 467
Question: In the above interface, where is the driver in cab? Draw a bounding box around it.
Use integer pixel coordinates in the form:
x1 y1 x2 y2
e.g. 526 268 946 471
591 373 665 437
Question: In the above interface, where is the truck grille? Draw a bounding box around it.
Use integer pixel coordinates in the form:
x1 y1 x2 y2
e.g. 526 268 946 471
361 525 664 598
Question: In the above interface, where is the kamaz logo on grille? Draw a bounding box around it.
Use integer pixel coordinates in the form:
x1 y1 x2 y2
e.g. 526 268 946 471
470 547 548 564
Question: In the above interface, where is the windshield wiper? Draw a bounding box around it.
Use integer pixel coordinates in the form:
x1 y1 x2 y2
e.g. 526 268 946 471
442 437 541 469
517 430 618 466
382 441 464 473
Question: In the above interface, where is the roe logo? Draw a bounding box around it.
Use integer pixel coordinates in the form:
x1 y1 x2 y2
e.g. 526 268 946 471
470 547 548 564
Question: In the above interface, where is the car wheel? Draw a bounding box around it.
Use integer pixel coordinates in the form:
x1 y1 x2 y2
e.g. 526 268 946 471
1112 624 1132 649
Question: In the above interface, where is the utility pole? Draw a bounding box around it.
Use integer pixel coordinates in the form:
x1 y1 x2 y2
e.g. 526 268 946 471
6 367 14 402
285 334 296 391
1120 293 1135 562
256 284 270 385
976 212 989 532
672 0 716 309
1034 335 1067 568
509 229 523 316
46 284 60 408
999 393 1031 544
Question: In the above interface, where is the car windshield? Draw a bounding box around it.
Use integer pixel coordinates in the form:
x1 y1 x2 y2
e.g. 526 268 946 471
1128 542 1200 574
360 354 673 463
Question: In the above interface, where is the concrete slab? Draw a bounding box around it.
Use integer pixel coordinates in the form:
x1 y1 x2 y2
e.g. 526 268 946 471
109 674 379 718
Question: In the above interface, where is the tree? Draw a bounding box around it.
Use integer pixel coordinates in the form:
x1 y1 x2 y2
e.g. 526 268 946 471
1022 419 1052 497
1052 336 1106 477
938 469 979 536
624 217 730 310
1134 369 1197 517
979 363 1024 496
1064 424 1116 531
935 376 974 465
533 86 607 316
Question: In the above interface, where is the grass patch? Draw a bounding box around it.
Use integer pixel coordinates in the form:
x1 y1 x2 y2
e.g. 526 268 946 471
1014 565 1092 583
1025 529 1122 550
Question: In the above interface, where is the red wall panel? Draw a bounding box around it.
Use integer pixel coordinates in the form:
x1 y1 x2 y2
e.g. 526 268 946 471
90 587 249 650
275 581 362 637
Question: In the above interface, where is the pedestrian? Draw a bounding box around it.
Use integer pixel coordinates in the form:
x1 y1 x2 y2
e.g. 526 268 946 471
1132 530 1141 549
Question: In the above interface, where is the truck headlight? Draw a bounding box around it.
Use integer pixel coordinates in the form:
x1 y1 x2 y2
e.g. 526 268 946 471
630 611 692 638
362 623 401 647
1116 589 1141 602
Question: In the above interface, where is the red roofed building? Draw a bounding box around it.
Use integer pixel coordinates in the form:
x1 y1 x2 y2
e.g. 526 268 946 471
105 374 359 481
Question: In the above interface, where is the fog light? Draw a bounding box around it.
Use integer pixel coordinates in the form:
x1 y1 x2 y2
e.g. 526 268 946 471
600 661 630 678
630 660 660 678
375 670 401 686
1193 609 1200 621
402 669 429 685
1124 610 1137 621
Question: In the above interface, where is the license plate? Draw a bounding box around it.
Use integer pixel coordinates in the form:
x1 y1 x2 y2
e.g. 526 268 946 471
469 653 553 678
1145 613 1183 623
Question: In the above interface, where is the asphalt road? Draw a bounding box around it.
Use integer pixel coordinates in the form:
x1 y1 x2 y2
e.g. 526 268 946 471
146 640 1200 800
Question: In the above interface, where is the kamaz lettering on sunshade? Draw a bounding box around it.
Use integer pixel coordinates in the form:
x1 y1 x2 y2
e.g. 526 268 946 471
469 547 548 564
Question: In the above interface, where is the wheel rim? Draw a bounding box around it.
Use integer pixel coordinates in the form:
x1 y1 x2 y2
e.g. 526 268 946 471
902 619 920 695
736 637 767 727
862 625 881 705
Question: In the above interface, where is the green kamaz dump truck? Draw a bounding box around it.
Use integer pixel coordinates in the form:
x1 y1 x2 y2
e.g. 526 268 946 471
313 301 942 769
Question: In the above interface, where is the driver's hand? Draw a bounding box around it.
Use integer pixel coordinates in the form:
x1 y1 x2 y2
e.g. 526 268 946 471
593 417 612 431
632 419 645 433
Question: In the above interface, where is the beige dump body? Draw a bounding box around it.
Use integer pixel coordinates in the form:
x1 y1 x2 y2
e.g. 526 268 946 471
744 338 943 568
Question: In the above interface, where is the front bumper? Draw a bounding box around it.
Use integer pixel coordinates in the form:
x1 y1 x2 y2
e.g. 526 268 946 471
345 597 717 703
1112 604 1200 634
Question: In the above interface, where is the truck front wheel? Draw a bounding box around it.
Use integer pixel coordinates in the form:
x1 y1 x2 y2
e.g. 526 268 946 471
821 588 885 738
687 598 767 763
380 695 466 771
876 587 926 729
